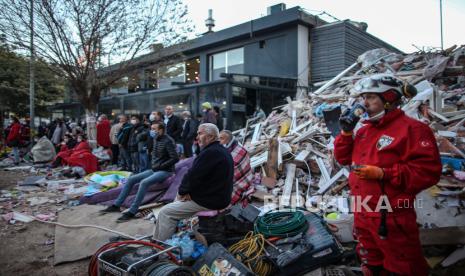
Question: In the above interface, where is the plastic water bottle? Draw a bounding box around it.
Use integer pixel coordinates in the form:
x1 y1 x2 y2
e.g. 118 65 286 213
180 235 194 259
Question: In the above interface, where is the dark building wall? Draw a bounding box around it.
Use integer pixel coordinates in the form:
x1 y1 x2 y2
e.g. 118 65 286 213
183 26 299 82
244 27 298 78
343 22 401 67
310 21 402 83
310 22 346 83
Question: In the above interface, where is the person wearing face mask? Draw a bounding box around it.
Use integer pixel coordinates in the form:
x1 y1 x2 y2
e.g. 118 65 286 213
200 102 217 125
152 123 233 241
180 111 198 158
149 111 163 124
219 130 254 206
101 122 179 222
128 115 148 172
334 74 441 276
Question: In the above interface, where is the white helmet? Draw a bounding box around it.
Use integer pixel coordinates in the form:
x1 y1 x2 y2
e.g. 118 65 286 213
351 73 404 97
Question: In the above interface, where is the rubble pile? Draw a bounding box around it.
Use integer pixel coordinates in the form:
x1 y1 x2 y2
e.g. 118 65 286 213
0 166 89 225
236 46 465 215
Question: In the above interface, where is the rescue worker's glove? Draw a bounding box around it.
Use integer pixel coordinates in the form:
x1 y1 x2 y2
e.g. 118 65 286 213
354 165 384 180
339 108 360 133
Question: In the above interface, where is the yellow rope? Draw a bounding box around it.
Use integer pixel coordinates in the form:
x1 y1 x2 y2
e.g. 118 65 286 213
228 232 274 276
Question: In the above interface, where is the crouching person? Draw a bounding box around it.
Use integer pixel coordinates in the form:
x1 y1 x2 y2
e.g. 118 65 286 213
101 122 178 222
152 123 233 241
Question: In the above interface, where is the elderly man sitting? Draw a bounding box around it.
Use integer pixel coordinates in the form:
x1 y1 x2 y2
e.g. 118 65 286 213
219 130 254 205
152 123 234 241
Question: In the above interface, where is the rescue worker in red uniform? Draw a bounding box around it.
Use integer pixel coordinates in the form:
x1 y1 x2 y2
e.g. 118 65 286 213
334 74 442 276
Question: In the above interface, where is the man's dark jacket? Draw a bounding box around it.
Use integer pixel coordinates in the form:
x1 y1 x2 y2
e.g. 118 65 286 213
151 134 179 173
128 123 147 153
117 122 133 148
165 115 183 143
181 118 199 143
178 141 233 210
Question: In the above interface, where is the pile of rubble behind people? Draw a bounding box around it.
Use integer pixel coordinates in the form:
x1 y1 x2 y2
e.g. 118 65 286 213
236 45 465 215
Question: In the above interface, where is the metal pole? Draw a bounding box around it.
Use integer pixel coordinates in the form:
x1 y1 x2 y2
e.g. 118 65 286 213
29 0 35 132
440 0 444 50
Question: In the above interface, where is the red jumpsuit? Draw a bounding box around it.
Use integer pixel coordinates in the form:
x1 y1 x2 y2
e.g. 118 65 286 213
334 108 441 276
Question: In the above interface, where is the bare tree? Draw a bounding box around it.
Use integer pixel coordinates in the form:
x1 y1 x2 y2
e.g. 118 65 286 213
0 0 192 146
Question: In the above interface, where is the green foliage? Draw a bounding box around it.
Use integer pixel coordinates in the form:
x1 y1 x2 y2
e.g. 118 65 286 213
0 40 65 117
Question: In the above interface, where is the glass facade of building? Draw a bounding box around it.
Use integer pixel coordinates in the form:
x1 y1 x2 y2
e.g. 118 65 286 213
209 47 244 81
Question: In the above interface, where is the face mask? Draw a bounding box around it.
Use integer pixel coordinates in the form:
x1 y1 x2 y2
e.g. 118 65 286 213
367 110 385 122
130 120 137 125
77 138 82 143
149 114 156 121
150 130 157 138
202 109 207 113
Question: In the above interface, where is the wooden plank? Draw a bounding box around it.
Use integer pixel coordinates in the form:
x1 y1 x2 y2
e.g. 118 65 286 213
441 110 465 118
429 110 450 123
316 157 331 182
295 150 310 162
317 168 349 195
295 178 302 207
265 138 279 180
292 120 313 134
313 62 358 95
281 163 296 206
251 151 268 169
449 117 465 132
292 126 318 143
448 113 465 122
290 109 297 134
251 123 262 144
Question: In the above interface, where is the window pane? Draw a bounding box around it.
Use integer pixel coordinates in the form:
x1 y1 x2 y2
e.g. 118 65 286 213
227 48 244 75
99 98 121 120
144 68 158 89
210 52 226 81
185 57 200 84
152 93 192 115
124 94 151 115
212 52 226 69
227 48 243 66
199 85 227 109
158 62 185 89
231 86 246 130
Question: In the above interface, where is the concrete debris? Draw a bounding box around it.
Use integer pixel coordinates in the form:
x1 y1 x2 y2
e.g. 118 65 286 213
0 165 90 228
235 46 465 216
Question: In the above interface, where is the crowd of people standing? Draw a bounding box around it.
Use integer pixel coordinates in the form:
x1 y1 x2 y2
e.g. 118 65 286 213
100 102 224 173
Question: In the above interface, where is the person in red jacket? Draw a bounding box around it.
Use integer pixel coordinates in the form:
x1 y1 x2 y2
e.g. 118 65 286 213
52 134 98 174
96 114 112 148
334 74 441 276
6 116 22 165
